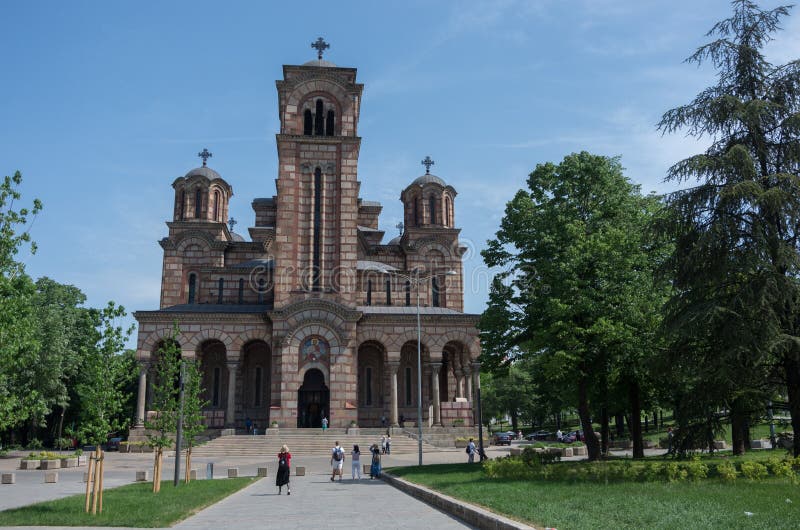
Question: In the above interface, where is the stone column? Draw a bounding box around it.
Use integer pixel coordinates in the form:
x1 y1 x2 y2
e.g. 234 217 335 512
388 361 400 426
226 361 239 428
464 366 473 403
455 369 464 399
430 362 442 426
135 363 148 428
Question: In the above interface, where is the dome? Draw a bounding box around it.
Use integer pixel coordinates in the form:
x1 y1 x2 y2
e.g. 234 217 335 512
388 236 402 245
184 166 222 180
230 232 246 242
410 173 447 187
302 59 337 68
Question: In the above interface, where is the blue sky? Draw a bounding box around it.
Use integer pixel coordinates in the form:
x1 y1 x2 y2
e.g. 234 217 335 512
2 1 798 347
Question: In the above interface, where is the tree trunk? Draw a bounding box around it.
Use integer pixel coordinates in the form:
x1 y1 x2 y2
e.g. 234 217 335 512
510 410 518 432
652 409 658 431
730 400 747 456
615 413 625 438
600 406 610 456
627 380 644 459
577 375 601 460
785 355 800 457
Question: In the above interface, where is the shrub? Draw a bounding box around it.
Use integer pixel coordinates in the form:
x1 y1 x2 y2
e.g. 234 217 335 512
766 458 793 478
483 456 535 479
714 461 737 482
740 461 768 481
642 462 663 482
684 457 709 481
664 462 688 482
25 439 43 450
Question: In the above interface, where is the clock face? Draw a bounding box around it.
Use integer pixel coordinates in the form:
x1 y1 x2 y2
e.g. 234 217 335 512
301 336 329 362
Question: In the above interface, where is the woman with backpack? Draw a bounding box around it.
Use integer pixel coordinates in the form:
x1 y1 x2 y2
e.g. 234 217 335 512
276 444 291 495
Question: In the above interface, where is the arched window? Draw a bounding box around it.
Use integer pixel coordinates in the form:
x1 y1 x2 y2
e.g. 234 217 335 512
213 190 220 221
405 280 411 306
312 167 323 290
212 367 221 407
366 279 372 306
188 273 197 304
314 99 324 136
326 109 335 136
413 198 420 226
238 278 244 304
217 277 224 304
444 196 451 227
303 109 313 135
429 195 437 225
385 278 392 306
194 189 203 219
178 190 185 220
432 277 440 307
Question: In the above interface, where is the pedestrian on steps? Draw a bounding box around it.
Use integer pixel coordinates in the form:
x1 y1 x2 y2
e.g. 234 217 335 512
276 444 291 495
322 416 328 432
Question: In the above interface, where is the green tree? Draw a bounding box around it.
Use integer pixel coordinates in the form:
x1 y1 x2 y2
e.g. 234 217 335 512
0 171 42 433
145 333 181 492
657 0 800 456
181 356 208 483
481 152 667 460
73 301 136 446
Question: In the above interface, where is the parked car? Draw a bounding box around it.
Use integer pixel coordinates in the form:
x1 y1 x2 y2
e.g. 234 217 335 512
492 433 512 446
104 437 122 451
525 430 551 441
501 430 519 440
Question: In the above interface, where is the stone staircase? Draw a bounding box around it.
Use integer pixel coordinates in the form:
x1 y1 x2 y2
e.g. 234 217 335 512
186 428 438 457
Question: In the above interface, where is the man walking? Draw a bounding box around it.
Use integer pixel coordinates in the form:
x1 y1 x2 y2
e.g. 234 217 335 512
467 438 476 463
330 441 345 481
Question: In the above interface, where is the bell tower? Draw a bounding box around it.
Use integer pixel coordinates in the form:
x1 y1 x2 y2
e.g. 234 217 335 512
272 39 364 307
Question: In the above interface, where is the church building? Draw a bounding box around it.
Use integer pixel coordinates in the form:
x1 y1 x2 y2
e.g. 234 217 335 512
131 41 481 433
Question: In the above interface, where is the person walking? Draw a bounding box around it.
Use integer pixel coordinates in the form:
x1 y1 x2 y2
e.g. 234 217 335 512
385 434 391 455
380 435 386 454
467 438 476 463
369 443 381 479
330 441 345 481
666 427 674 455
322 416 328 432
276 444 291 495
351 444 362 480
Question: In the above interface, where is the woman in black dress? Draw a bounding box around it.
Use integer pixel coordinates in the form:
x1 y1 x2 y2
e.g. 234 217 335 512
276 444 291 495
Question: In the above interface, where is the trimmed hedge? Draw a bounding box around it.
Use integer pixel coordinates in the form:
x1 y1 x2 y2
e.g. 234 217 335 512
483 450 800 484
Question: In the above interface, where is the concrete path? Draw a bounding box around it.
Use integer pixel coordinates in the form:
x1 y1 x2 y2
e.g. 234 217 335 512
174 464 473 529
0 449 482 529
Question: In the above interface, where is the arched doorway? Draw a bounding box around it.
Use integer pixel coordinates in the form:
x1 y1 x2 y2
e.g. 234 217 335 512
297 369 329 428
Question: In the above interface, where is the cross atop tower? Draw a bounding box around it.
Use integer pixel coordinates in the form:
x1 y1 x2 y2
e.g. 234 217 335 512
311 37 330 60
198 148 212 167
421 156 435 175
228 217 237 232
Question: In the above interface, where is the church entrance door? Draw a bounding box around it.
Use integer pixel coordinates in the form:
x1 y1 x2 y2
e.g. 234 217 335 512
297 369 329 428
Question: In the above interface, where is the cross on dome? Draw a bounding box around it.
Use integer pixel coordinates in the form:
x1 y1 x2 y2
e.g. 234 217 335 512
228 217 237 232
311 37 330 60
421 156 435 175
198 148 213 167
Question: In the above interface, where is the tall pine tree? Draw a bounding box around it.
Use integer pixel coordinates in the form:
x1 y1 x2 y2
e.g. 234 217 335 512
658 0 800 455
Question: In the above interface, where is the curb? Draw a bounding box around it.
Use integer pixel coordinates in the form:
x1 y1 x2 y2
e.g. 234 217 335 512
381 472 537 530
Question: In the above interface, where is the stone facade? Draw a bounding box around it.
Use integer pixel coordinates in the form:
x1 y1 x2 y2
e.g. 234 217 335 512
131 53 481 433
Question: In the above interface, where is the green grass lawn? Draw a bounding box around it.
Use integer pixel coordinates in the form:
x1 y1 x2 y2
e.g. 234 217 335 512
0 478 256 527
389 463 800 530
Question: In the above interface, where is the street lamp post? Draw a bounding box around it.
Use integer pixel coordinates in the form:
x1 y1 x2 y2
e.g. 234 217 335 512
381 267 456 467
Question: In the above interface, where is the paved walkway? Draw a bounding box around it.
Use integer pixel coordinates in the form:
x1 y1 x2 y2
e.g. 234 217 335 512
0 448 483 530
